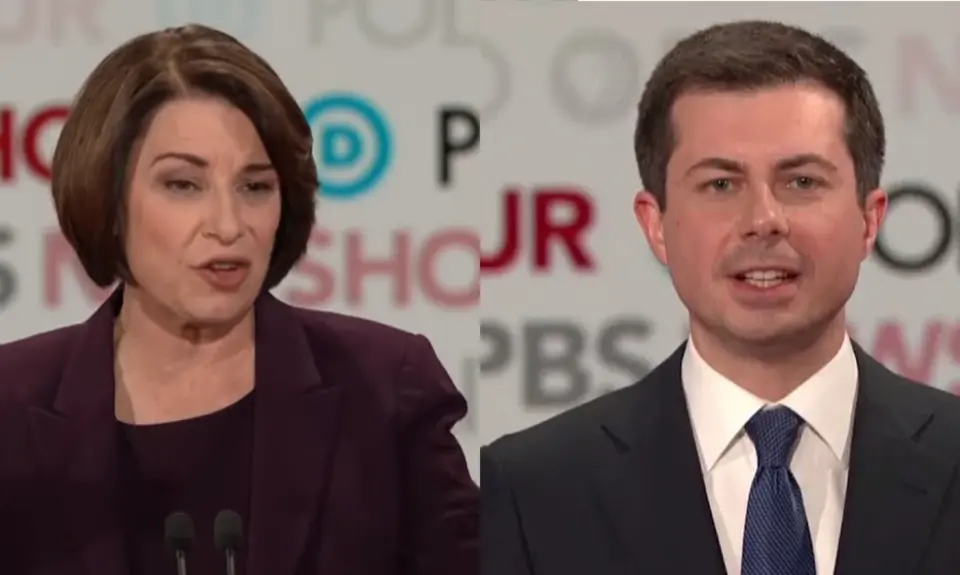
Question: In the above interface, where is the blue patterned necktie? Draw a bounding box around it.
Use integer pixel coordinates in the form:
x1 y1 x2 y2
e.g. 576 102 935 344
741 407 816 575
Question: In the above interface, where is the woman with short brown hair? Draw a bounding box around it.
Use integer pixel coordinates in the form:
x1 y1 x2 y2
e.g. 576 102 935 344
0 24 478 575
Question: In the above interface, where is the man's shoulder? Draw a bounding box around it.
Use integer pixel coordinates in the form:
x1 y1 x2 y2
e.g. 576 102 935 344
484 346 685 479
875 365 960 440
484 381 646 477
0 324 82 403
856 347 960 457
882 370 960 412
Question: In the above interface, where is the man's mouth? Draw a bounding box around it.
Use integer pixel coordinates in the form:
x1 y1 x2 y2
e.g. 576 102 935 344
733 269 800 289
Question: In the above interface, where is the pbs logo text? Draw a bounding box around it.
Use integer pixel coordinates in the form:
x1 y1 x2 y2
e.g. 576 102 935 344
302 93 479 200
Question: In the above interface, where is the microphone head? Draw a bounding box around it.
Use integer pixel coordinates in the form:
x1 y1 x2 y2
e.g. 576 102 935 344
164 511 195 553
214 509 244 552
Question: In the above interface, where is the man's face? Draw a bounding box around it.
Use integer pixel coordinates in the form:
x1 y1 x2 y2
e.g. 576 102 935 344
635 83 886 348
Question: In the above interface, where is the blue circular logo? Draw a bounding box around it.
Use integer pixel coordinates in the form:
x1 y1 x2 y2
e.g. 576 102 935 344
302 93 393 200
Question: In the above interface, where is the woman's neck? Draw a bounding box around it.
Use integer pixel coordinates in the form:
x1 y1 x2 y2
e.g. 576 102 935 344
115 288 255 384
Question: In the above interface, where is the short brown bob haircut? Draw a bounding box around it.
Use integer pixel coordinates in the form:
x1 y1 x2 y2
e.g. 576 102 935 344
634 20 885 209
51 24 318 290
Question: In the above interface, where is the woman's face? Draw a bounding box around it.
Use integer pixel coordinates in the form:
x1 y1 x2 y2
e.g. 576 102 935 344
123 94 282 327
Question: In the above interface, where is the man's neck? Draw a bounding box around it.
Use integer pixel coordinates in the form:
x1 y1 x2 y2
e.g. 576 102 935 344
688 315 848 402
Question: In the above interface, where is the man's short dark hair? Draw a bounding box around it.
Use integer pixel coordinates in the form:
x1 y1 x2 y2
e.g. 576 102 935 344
634 20 885 208
52 24 318 290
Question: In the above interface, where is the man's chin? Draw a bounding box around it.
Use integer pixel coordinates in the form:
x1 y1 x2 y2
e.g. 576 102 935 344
723 314 814 347
723 312 843 355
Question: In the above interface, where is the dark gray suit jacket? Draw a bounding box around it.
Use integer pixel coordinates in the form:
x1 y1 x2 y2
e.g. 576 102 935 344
482 343 960 575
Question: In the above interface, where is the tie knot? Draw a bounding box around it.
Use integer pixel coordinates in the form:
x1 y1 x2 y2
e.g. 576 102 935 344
745 406 803 468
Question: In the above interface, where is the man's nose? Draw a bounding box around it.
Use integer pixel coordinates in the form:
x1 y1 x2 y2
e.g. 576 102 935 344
739 185 789 239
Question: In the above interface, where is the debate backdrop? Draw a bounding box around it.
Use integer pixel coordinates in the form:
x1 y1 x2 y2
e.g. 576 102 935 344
1 1 960 481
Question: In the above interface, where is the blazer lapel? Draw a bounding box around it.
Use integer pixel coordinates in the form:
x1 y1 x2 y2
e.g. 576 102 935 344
246 294 344 575
834 345 955 575
26 290 128 575
592 344 726 575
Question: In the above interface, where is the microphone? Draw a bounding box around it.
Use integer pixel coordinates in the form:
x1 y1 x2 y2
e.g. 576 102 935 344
164 511 195 575
214 509 244 575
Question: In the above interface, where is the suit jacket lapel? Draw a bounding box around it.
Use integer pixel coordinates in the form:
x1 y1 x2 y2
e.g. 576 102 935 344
834 344 955 575
246 294 344 575
592 344 726 575
26 289 128 575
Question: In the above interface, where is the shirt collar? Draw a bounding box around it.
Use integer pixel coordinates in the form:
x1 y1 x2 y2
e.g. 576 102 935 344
682 334 859 472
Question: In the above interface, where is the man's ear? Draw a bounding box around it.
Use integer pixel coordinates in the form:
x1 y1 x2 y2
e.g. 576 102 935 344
634 190 668 266
860 188 887 260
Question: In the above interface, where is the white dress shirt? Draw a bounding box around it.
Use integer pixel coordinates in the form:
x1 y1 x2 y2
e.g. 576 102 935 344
681 335 858 575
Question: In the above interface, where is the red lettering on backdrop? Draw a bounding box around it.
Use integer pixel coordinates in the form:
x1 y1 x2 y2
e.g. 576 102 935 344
44 227 478 311
0 105 69 182
899 35 960 115
286 227 477 309
873 321 945 382
287 229 336 306
857 320 960 394
349 230 413 305
482 187 596 274
44 231 112 307
418 229 478 307
0 109 12 181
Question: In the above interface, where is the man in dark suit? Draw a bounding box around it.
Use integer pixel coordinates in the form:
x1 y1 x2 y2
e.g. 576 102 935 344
481 20 960 575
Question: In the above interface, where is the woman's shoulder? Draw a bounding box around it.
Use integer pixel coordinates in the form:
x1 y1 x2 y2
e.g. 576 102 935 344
280 305 462 418
0 324 82 401
281 302 420 355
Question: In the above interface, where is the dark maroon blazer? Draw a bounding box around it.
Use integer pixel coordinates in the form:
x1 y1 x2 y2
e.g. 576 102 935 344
0 290 478 574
